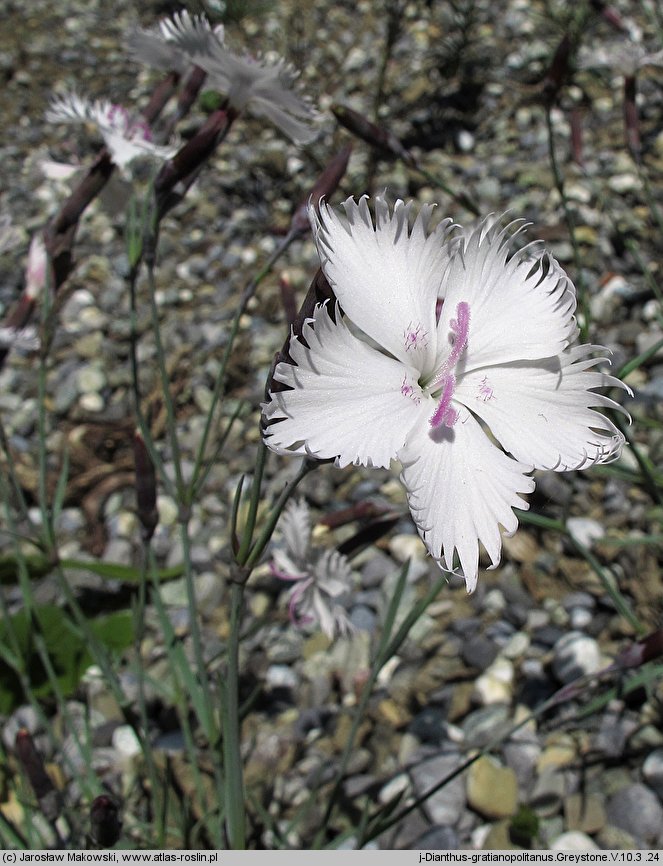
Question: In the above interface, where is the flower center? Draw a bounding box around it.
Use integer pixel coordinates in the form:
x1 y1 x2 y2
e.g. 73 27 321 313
427 301 470 429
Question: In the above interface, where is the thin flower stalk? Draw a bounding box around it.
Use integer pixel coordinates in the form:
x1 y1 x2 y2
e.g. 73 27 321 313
331 103 480 216
188 149 351 500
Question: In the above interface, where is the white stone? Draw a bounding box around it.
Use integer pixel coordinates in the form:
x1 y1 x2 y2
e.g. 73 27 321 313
112 724 142 759
608 173 639 194
157 495 179 527
503 631 530 659
643 748 663 798
378 773 410 805
473 657 514 705
266 665 298 690
77 365 106 393
79 392 104 412
552 831 598 850
566 517 605 548
569 607 593 629
553 632 604 683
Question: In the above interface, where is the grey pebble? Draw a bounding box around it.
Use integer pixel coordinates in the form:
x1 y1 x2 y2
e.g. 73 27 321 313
412 825 460 850
409 750 466 825
606 783 663 846
643 748 663 800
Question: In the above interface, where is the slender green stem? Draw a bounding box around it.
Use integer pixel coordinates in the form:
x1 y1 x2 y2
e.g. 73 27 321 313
178 514 217 740
567 535 643 634
145 258 186 497
359 660 627 845
236 442 268 566
146 546 223 847
545 105 590 341
243 458 316 571
314 564 448 846
133 543 166 845
127 258 177 501
0 414 34 528
223 581 246 849
613 412 663 507
414 164 481 217
189 230 300 500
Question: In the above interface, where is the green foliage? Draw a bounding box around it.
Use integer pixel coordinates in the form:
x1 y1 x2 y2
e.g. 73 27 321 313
0 554 184 586
0 605 134 714
510 806 540 847
199 90 224 114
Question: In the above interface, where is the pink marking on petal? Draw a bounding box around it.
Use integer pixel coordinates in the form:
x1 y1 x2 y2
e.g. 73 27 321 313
429 374 458 428
400 376 421 405
288 579 313 626
269 563 306 582
478 376 494 402
403 321 428 352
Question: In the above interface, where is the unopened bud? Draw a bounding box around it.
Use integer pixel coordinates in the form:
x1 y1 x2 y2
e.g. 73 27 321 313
615 628 663 669
623 75 640 162
542 35 571 106
290 143 353 236
15 729 62 823
90 795 122 847
154 108 234 206
332 104 414 166
265 268 335 401
133 430 158 542
589 0 630 33
279 272 297 327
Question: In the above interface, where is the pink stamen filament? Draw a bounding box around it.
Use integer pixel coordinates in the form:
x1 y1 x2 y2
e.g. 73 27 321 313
432 301 470 388
428 301 470 429
429 374 458 428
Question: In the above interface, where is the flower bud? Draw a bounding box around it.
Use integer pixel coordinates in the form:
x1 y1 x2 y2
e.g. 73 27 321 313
133 430 158 541
15 729 62 823
332 104 414 166
290 143 352 236
623 75 640 162
542 35 571 106
90 795 122 847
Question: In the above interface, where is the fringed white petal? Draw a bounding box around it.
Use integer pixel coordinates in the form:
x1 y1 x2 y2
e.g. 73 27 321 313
263 303 421 469
251 96 318 145
46 93 175 169
400 409 535 592
438 218 578 370
309 195 455 369
167 15 316 140
278 499 312 565
455 345 631 470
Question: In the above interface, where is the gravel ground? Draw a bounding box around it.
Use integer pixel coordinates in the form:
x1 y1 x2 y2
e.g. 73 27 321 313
0 0 662 851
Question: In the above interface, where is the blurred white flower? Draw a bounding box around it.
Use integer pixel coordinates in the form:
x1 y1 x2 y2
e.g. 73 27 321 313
25 234 47 300
578 40 663 78
263 195 631 592
271 499 355 639
46 93 177 171
127 10 224 75
166 13 317 144
0 325 39 353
